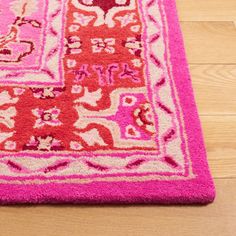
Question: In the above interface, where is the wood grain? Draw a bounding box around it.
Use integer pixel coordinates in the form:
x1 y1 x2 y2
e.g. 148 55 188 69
180 22 236 64
190 65 236 114
201 116 236 178
0 179 235 236
177 0 236 21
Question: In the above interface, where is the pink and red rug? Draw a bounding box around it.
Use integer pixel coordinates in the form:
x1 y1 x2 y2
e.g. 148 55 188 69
0 0 215 204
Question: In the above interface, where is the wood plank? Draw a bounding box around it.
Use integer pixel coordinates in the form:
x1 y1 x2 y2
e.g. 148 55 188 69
0 179 235 236
176 0 236 21
209 158 236 179
201 115 236 178
180 22 236 64
190 65 236 114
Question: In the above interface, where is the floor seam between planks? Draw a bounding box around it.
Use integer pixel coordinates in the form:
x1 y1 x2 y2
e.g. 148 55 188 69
180 20 236 23
199 114 236 117
189 63 236 65
213 177 236 180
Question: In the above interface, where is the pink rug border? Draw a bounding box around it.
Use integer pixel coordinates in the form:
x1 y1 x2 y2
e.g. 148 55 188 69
0 0 215 204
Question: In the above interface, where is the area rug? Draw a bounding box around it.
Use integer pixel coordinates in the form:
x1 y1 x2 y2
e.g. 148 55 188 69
0 0 215 204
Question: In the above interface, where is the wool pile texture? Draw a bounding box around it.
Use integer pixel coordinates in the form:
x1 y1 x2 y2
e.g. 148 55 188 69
0 0 215 204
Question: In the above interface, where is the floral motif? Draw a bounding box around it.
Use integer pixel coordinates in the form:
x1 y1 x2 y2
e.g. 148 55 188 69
23 135 64 151
133 103 155 133
73 0 135 27
115 13 137 27
71 85 83 94
130 25 140 32
0 131 14 144
70 141 83 150
131 59 142 67
4 141 16 150
0 107 16 129
31 87 65 99
73 12 95 26
91 38 115 54
0 90 18 145
0 91 18 106
67 59 76 68
32 107 62 128
69 24 80 32
122 35 142 57
65 36 82 54
13 88 25 96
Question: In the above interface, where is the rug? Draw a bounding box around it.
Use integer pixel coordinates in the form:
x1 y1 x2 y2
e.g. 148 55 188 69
0 0 215 204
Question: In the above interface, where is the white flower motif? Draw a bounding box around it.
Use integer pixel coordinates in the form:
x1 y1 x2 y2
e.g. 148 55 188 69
124 36 142 57
91 38 115 54
70 141 83 150
130 25 140 33
67 59 76 68
32 107 62 128
73 12 95 26
0 91 18 106
4 141 16 150
71 85 83 94
69 24 80 32
24 135 64 151
0 107 16 129
0 131 14 144
131 59 142 67
13 88 25 96
115 13 137 27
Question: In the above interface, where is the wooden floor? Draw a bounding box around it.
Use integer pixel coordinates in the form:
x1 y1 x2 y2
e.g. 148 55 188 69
0 1 236 235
